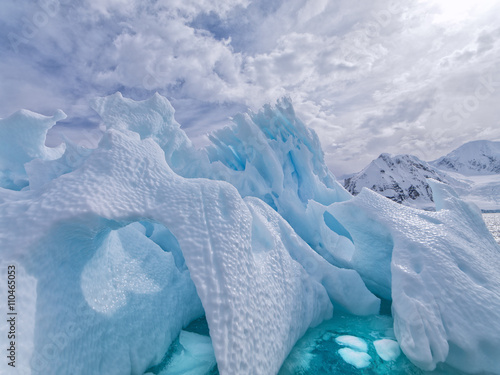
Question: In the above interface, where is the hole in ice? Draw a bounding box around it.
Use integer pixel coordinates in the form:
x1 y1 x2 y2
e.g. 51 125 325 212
323 211 353 242
81 221 189 315
379 298 392 316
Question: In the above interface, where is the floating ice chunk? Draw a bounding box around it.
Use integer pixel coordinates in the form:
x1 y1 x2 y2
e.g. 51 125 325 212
337 348 371 369
159 331 216 375
335 335 368 352
374 339 401 361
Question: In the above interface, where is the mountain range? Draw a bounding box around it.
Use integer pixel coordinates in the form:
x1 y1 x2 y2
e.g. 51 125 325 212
343 140 500 211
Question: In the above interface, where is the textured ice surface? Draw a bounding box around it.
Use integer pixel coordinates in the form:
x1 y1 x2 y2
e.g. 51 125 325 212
335 336 368 352
90 94 356 271
331 180 500 373
0 94 379 375
483 213 500 244
0 130 336 374
245 197 379 316
374 339 401 361
90 92 205 177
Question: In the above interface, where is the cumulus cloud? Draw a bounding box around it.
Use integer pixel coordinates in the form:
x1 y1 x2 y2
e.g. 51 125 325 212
1 0 500 175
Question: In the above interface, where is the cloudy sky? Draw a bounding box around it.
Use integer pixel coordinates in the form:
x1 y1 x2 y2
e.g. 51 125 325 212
1 0 500 175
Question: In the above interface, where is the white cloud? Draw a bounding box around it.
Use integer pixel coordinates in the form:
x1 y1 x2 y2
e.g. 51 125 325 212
1 0 500 175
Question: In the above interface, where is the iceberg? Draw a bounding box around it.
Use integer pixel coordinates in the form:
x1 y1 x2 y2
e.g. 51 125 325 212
0 93 377 375
330 180 500 373
1 92 499 375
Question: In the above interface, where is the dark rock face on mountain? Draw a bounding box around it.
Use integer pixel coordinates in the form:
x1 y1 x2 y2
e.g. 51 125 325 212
344 153 449 208
343 140 500 211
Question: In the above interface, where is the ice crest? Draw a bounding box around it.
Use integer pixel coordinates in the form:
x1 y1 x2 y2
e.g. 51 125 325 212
0 109 66 189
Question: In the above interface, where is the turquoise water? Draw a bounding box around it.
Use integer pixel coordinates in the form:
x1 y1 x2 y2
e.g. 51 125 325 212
279 313 421 375
279 313 465 375
147 314 465 375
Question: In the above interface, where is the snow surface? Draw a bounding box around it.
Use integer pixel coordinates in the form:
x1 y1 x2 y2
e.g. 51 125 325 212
450 173 500 211
431 140 500 176
1 92 500 375
373 339 401 361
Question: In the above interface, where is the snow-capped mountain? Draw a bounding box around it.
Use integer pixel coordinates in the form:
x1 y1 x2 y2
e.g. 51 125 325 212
431 140 500 176
343 153 454 209
344 140 500 211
